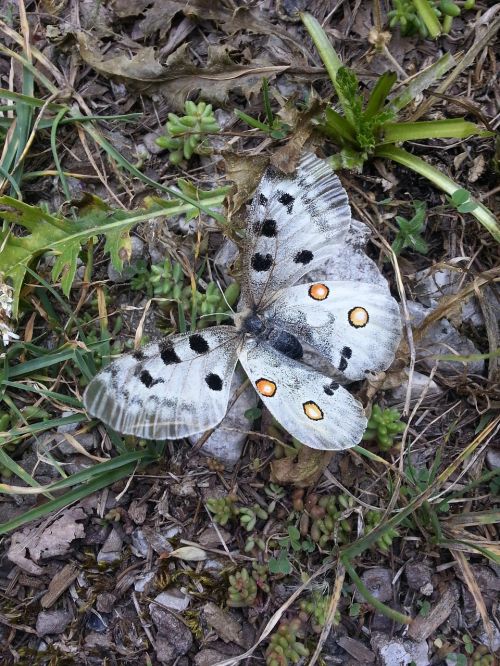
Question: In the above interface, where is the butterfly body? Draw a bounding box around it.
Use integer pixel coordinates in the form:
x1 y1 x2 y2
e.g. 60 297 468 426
84 153 402 451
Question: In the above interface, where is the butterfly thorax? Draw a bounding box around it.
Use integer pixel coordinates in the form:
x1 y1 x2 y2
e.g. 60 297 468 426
238 309 303 361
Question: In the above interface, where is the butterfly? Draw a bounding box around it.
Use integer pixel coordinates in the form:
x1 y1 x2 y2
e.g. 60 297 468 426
83 153 402 450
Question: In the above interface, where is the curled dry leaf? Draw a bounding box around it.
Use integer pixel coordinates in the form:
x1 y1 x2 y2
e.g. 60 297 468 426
168 545 207 561
270 447 333 487
76 35 288 110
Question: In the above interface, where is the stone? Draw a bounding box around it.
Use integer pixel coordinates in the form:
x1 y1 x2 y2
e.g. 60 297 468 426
355 567 393 603
153 589 191 613
96 592 117 614
56 432 96 456
407 301 485 376
371 633 429 666
97 527 123 563
149 602 193 661
36 609 72 636
189 370 258 468
386 369 443 405
405 561 434 595
194 649 232 666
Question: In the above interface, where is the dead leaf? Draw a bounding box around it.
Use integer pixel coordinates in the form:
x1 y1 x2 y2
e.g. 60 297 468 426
202 601 249 648
76 34 288 110
467 154 486 183
270 100 322 172
30 508 86 561
271 447 334 487
223 152 268 216
168 545 207 561
111 0 308 55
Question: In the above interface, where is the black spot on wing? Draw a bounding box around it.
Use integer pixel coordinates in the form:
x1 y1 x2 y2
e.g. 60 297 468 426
189 333 209 354
277 191 295 214
139 369 164 388
205 373 223 391
251 253 273 272
323 381 339 396
294 250 314 265
132 349 146 361
159 340 181 365
339 346 353 372
259 193 268 206
259 219 277 237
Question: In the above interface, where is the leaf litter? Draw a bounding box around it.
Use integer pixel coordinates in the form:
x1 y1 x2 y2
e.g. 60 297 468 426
0 1 499 665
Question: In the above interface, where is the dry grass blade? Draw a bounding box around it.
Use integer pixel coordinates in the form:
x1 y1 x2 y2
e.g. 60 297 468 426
307 561 345 666
450 549 495 647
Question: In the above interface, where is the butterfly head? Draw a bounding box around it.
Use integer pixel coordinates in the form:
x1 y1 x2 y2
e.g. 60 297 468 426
241 312 266 336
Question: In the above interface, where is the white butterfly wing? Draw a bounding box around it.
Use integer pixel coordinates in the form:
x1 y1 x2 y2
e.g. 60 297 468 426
263 281 402 381
83 326 242 440
239 340 367 451
241 153 351 308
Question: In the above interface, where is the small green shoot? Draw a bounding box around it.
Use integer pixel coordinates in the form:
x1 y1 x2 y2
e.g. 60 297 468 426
391 200 429 255
155 101 219 164
235 78 290 139
388 0 476 39
301 12 500 242
362 405 406 451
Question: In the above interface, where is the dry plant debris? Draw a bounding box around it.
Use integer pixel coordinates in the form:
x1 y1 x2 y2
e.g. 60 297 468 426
0 1 499 665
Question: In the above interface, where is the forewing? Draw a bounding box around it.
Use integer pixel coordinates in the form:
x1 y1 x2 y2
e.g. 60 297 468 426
239 340 367 451
83 326 242 440
263 281 402 380
241 153 351 308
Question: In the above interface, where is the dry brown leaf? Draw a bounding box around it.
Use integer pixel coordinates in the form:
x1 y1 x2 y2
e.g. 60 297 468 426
450 550 494 646
77 34 288 110
270 101 322 172
110 0 308 55
223 152 268 217
270 447 333 487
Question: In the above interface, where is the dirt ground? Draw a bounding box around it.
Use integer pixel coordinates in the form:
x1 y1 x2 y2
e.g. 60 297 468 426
0 1 499 665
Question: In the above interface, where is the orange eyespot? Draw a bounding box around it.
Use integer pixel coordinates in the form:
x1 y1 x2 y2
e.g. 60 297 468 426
256 378 277 397
308 283 329 301
303 401 324 421
348 306 369 328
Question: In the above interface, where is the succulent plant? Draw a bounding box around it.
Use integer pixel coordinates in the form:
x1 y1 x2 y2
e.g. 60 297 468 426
471 645 495 666
252 562 270 594
245 533 266 554
239 504 269 532
155 101 219 164
299 591 340 633
362 405 406 451
365 510 399 551
265 618 309 666
206 495 238 526
306 494 354 548
227 567 258 607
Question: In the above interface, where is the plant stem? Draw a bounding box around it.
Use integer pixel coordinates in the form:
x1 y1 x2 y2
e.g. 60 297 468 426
342 556 412 624
374 145 500 242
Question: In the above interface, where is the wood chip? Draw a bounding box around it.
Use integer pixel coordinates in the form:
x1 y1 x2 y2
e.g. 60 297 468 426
337 636 376 662
41 563 79 609
408 583 459 641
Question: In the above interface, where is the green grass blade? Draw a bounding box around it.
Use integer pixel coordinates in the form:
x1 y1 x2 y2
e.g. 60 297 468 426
374 145 500 242
365 72 397 118
381 119 490 143
0 462 139 534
